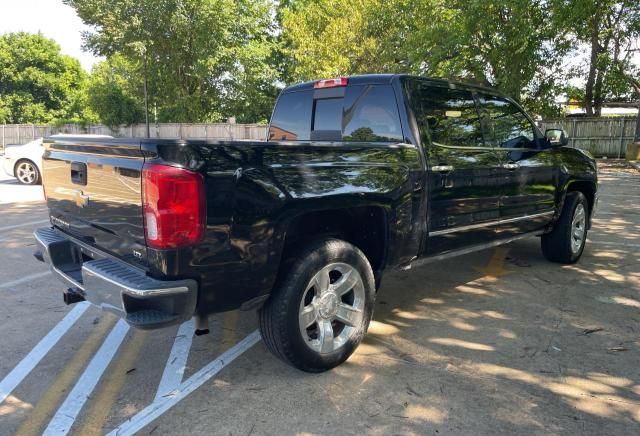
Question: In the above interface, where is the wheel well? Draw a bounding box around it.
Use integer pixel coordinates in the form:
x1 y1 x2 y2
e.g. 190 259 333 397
566 181 595 214
280 206 388 276
566 181 596 227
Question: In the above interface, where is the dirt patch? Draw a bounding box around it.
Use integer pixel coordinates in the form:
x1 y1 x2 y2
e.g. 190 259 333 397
597 159 640 175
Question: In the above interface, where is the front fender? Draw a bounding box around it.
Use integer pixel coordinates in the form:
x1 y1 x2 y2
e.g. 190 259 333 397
553 147 598 224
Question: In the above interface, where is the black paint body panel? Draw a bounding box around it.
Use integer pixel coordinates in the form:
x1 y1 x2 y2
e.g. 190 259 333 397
141 140 423 313
40 74 598 317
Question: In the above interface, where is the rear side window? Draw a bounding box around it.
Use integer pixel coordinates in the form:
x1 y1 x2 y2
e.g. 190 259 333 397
268 90 313 141
343 85 403 142
410 83 483 148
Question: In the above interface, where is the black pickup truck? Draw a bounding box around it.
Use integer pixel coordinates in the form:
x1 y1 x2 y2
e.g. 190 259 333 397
34 74 598 372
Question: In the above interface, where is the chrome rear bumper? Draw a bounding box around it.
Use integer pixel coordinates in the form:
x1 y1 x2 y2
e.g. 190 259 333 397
34 227 197 329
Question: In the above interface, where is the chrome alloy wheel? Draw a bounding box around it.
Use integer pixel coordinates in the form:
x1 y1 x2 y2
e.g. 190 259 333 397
298 262 365 354
571 203 586 254
16 161 37 184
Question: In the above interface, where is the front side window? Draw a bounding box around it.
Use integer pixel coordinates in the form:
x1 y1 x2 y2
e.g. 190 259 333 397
410 83 484 148
478 94 536 149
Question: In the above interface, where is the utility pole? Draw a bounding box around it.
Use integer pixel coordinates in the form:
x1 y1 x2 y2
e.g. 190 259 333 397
143 55 150 139
635 100 640 142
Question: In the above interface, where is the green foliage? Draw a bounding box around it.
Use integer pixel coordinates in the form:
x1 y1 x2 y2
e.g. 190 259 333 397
66 0 279 123
553 0 640 114
281 0 638 118
281 0 396 80
2 2 638 126
0 32 94 124
281 0 572 115
403 0 570 115
87 55 145 127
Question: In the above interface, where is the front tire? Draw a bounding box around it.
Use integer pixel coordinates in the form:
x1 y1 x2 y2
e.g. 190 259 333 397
541 191 589 264
259 239 375 372
15 160 40 185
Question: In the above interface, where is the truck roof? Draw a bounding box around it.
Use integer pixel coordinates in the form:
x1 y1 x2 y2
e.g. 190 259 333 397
282 73 506 97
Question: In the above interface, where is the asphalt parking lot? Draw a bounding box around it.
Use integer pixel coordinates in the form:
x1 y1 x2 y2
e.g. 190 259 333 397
1 162 639 435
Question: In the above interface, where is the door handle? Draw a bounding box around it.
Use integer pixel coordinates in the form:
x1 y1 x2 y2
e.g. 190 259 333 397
432 165 454 172
502 162 519 170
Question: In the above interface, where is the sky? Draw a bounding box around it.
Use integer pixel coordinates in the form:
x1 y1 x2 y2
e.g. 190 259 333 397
0 0 102 71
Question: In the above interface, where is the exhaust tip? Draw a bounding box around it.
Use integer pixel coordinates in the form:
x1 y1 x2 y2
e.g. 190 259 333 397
33 250 45 263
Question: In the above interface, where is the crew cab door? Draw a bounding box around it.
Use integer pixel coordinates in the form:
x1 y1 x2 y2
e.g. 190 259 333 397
407 81 505 254
476 94 556 235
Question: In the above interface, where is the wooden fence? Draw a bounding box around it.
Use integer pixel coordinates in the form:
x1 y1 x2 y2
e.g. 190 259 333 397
0 123 268 149
2 117 638 158
539 117 637 158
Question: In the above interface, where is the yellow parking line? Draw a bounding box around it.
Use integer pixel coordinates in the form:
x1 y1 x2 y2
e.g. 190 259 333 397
78 329 147 435
16 315 116 436
219 311 239 353
472 247 511 278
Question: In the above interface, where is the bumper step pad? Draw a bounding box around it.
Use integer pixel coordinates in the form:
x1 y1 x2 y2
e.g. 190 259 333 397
126 310 179 327
35 227 197 330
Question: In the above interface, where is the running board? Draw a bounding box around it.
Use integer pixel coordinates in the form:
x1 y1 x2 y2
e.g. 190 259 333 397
401 230 541 270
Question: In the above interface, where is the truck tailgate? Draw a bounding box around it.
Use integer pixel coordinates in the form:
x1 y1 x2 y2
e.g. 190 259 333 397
43 137 147 263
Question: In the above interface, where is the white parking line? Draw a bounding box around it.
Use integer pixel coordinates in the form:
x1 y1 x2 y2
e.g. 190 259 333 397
154 320 194 402
108 330 261 436
0 271 50 290
0 219 49 232
44 319 131 435
0 302 89 404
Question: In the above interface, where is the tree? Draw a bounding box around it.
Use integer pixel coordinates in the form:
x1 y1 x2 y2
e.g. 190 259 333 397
281 0 569 116
554 0 640 115
0 32 93 124
66 0 279 123
87 55 145 127
281 0 398 81
395 0 569 115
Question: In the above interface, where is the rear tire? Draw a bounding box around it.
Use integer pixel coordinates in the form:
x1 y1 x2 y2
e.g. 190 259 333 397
259 239 375 372
14 159 40 185
541 191 588 264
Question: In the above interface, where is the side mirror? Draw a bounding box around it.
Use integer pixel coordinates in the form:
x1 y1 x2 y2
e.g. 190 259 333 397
545 128 568 147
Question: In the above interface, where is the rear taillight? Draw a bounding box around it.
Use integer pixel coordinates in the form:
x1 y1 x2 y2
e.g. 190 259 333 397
142 164 205 249
314 77 348 89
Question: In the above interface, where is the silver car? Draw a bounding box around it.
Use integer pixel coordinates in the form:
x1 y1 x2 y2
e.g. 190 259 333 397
2 135 113 185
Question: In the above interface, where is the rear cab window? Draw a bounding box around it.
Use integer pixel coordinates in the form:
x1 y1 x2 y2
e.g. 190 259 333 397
269 83 403 143
268 91 313 140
